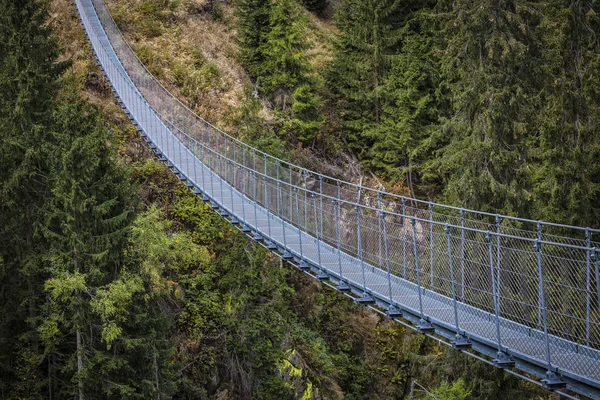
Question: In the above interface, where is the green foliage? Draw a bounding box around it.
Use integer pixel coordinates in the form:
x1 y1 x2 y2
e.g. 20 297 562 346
236 0 323 145
432 378 470 400
0 0 68 392
326 0 404 157
235 0 273 79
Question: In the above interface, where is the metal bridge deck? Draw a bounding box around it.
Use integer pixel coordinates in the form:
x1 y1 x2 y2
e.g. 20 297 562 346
74 0 600 397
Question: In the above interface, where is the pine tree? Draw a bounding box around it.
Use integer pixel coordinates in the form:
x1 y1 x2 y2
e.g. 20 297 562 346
432 0 543 214
235 0 272 79
528 0 600 227
326 0 403 158
260 0 323 145
0 0 68 393
39 88 177 399
366 1 444 198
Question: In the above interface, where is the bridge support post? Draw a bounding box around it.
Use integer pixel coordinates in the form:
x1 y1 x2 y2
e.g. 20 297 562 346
429 204 434 289
460 209 465 302
312 193 324 279
401 197 407 279
335 199 350 292
446 225 471 350
381 210 398 316
356 204 373 303
412 218 434 334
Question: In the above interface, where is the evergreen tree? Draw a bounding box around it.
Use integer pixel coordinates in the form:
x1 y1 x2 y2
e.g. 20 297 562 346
366 1 444 198
235 0 272 79
260 0 323 145
39 88 135 398
33 88 177 399
326 0 403 158
0 0 67 393
528 0 600 226
432 0 543 214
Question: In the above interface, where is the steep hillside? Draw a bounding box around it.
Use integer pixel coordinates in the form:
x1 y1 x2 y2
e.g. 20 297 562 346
45 0 554 398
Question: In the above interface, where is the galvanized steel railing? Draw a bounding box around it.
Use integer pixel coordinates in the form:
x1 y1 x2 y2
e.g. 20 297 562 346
76 0 600 396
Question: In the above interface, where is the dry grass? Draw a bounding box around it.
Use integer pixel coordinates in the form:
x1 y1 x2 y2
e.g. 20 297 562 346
106 0 251 131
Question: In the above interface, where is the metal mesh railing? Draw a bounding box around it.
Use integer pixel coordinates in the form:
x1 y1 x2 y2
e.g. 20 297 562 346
76 0 600 391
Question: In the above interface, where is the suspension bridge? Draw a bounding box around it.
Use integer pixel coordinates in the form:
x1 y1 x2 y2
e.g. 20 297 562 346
74 0 600 397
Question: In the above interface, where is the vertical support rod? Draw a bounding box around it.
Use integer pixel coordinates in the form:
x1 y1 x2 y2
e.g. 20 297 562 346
239 165 247 226
303 172 308 231
496 215 503 318
252 153 259 239
357 205 367 293
412 218 425 318
335 201 344 281
313 193 322 267
487 232 502 353
445 225 459 331
208 132 214 197
402 197 407 279
535 239 552 370
278 181 289 253
429 203 434 289
240 148 246 226
460 209 465 302
382 211 393 304
229 160 236 223
289 167 293 224
537 222 544 327
586 229 592 346
295 189 303 260
378 192 383 269
264 176 272 239
319 176 324 243
264 156 272 242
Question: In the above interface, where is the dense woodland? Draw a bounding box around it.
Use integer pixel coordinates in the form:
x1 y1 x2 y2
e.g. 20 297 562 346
0 0 598 398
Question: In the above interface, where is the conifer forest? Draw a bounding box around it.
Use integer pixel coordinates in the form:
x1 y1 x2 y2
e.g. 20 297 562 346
1 0 599 398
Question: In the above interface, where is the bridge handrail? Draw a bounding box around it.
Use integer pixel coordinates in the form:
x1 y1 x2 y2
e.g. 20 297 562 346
168 121 596 252
91 0 600 241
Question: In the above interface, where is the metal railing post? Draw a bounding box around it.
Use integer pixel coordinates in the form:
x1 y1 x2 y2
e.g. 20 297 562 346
295 188 303 261
289 167 293 224
412 218 433 332
217 134 226 216
402 197 407 279
383 211 400 317
488 232 502 349
378 192 383 269
460 209 465 302
278 181 292 259
355 205 374 303
263 175 274 249
446 225 468 348
252 152 261 241
319 176 324 242
586 228 592 346
537 222 544 327
228 159 237 224
312 193 322 269
495 215 503 317
335 200 348 291
429 203 434 289
535 239 553 371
